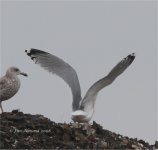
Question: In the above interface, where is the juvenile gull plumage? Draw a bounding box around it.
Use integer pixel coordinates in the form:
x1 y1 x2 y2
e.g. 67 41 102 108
0 67 28 113
25 49 135 123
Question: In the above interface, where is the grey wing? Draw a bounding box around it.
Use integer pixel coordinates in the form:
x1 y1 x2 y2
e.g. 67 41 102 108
80 53 136 110
25 48 82 111
106 53 135 80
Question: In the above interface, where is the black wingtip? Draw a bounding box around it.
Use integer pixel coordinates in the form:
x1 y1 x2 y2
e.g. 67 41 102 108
25 48 48 56
31 48 48 54
131 53 136 57
128 53 136 60
25 50 31 56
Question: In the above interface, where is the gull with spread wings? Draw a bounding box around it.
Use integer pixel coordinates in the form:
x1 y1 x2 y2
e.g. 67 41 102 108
25 49 135 123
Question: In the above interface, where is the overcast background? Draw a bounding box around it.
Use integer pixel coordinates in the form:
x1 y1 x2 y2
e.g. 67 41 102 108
1 0 157 144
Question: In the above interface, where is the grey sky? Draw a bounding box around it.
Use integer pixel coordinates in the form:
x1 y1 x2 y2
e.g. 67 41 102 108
1 0 157 144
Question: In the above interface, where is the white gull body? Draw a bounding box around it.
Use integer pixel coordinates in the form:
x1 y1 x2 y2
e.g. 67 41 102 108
25 49 135 123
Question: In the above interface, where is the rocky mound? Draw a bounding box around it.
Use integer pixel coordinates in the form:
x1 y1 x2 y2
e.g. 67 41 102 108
0 110 156 149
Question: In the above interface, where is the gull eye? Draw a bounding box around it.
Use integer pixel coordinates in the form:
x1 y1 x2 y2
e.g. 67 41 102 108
14 68 19 72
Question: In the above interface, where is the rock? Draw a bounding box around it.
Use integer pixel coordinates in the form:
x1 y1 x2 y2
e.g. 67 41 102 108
0 111 154 149
155 141 158 149
12 109 20 113
97 141 108 148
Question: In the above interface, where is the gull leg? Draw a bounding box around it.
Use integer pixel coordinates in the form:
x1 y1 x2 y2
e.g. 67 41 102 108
0 102 3 113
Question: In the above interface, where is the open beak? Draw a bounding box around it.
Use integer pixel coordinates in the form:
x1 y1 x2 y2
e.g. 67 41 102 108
20 72 28 77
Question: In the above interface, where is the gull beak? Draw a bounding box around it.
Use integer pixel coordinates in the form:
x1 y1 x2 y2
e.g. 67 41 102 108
20 72 28 77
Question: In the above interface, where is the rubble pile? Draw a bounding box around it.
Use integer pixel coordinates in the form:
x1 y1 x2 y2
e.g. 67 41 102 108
0 110 155 149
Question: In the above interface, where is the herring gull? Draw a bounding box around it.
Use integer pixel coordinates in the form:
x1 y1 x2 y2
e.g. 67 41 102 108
0 67 28 113
25 49 135 123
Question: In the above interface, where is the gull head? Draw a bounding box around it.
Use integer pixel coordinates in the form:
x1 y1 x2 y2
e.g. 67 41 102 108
6 67 28 77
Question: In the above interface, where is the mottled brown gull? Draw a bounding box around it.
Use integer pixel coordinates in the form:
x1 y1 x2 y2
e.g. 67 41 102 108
0 67 28 113
25 49 135 123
